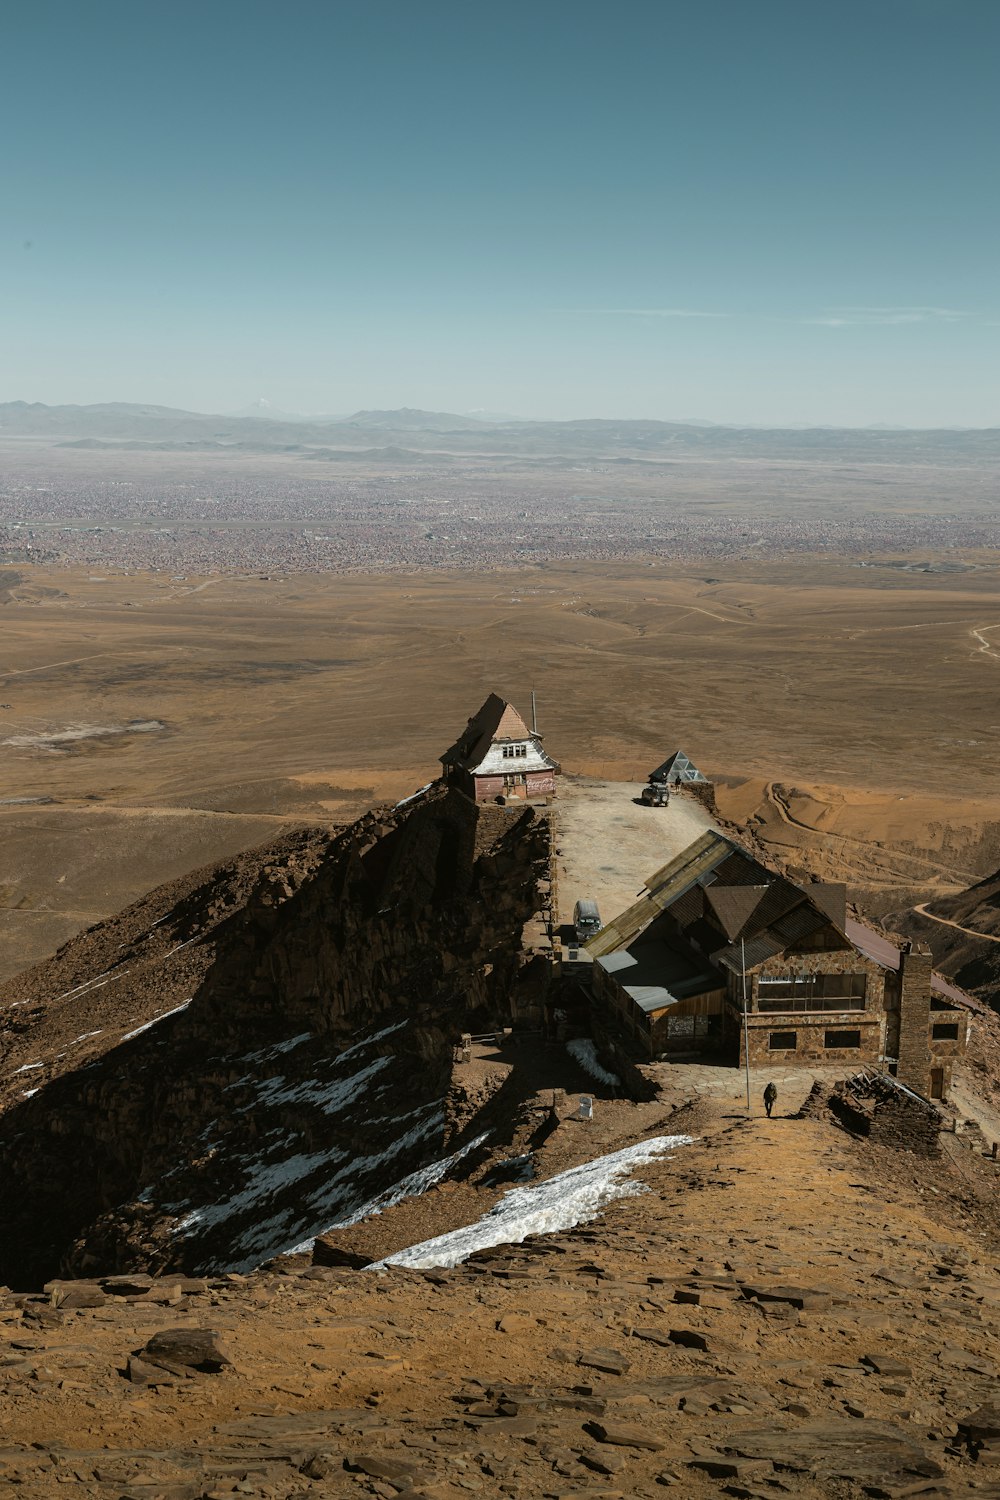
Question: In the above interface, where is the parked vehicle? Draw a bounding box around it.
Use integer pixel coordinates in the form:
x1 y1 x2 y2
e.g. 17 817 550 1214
573 898 602 944
641 782 670 807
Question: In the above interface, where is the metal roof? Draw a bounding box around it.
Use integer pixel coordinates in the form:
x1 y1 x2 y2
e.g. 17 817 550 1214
596 939 723 1014
704 884 769 940
846 918 978 1011
845 919 902 971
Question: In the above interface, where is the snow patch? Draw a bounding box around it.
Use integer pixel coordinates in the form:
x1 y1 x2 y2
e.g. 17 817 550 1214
394 782 433 809
566 1037 620 1087
374 1134 693 1271
292 1128 490 1252
237 1032 312 1064
12 1062 43 1074
171 1109 447 1273
335 1019 407 1065
121 998 192 1042
231 1055 390 1115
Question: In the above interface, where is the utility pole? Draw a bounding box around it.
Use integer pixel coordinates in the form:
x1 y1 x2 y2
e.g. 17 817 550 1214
531 689 538 736
741 937 752 1116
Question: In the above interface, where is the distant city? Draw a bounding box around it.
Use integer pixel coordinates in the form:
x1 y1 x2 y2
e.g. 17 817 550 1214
1 403 997 576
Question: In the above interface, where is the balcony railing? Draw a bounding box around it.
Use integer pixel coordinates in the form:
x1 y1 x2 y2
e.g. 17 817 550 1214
757 995 867 1014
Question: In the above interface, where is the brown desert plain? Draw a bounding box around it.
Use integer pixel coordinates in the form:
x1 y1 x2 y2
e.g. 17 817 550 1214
2 552 1000 983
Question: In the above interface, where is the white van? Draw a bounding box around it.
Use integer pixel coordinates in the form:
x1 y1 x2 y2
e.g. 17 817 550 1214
573 898 602 944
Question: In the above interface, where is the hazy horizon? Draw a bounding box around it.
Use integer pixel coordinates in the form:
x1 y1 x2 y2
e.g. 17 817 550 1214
3 0 998 428
2 394 999 434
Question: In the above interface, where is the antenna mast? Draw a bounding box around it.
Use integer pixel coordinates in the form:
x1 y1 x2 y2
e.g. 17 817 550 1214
531 689 538 736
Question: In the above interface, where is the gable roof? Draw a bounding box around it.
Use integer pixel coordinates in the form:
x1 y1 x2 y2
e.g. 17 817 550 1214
650 750 708 784
704 884 770 940
589 828 852 980
441 693 529 765
593 826 983 1023
441 693 558 774
587 830 744 957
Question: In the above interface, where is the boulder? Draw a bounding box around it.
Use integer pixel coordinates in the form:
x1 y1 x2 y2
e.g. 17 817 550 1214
139 1327 232 1373
584 1420 665 1451
959 1403 1000 1442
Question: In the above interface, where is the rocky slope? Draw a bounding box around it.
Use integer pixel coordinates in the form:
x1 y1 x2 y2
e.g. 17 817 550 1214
0 784 554 1288
894 866 1000 1009
6 1076 1000 1499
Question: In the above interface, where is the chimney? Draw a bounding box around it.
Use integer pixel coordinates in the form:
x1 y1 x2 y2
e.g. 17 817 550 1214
896 942 933 1096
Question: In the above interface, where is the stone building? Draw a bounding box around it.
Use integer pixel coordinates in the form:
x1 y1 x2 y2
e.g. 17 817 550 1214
440 693 560 804
587 829 971 1099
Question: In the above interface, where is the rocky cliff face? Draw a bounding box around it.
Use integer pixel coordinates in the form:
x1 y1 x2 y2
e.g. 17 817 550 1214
0 785 552 1289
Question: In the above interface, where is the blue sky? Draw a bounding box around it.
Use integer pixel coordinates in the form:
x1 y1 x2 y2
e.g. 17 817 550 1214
3 0 998 425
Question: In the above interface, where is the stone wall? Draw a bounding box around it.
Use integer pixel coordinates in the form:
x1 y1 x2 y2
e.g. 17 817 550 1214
829 1073 942 1156
684 780 719 817
897 946 934 1095
739 948 887 1069
744 1013 883 1068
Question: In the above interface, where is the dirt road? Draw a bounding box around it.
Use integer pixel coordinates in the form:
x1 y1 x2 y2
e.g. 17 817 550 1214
913 900 1000 945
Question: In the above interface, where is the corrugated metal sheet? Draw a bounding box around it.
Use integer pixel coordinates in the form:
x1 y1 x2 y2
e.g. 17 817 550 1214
770 904 828 945
845 919 901 971
715 933 785 973
931 973 977 1010
587 830 736 957
739 879 805 935
846 919 977 1010
667 887 706 930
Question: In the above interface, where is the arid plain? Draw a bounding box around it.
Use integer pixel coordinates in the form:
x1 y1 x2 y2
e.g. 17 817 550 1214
3 553 1000 981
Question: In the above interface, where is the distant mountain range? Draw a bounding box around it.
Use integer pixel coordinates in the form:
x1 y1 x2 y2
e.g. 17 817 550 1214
1 400 997 464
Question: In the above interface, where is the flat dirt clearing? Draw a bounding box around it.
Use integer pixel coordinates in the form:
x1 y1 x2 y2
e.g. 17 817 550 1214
2 553 1000 979
555 777 716 930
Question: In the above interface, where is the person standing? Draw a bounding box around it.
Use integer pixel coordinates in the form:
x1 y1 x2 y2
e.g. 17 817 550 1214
763 1081 778 1118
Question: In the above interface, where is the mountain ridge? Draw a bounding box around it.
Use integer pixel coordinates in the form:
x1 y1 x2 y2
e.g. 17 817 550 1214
3 399 999 463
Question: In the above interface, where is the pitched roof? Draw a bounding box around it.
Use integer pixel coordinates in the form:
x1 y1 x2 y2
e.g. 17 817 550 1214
591 828 853 982
441 693 536 769
846 918 979 1012
587 830 744 958
809 883 848 929
594 824 984 1021
704 884 770 940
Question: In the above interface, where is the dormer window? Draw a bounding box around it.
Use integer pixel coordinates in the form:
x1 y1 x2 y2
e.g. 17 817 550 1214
502 743 528 758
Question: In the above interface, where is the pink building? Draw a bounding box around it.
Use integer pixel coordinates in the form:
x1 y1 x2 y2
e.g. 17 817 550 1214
441 694 560 804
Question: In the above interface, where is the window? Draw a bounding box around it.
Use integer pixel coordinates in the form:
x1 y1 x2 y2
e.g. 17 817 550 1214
824 1029 862 1049
768 1031 797 1051
932 1022 960 1041
502 743 528 758
757 972 866 1013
